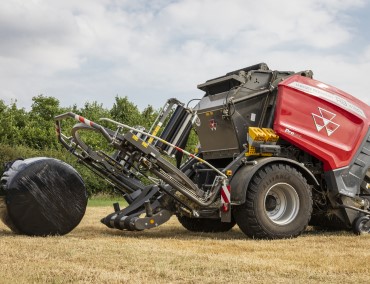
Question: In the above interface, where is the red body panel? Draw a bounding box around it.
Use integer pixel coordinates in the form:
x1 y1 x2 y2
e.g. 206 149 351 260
274 75 370 171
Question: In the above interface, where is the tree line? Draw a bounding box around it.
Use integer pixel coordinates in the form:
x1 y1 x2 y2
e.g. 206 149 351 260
0 95 187 195
0 95 158 150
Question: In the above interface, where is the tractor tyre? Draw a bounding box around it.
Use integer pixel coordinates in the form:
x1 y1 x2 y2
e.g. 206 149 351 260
234 163 312 239
177 215 236 233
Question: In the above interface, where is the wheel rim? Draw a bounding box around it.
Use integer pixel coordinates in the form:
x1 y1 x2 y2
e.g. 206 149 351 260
357 217 370 234
264 183 300 225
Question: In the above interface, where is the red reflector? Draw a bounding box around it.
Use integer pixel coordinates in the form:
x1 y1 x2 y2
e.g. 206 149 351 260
221 204 229 212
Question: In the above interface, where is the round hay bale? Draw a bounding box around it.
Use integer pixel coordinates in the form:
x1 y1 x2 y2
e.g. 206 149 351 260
1 158 87 236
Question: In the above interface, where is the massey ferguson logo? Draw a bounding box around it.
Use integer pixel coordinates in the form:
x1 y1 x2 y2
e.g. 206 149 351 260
312 107 340 136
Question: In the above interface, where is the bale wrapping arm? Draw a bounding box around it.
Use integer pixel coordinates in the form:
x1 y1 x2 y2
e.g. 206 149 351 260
54 102 230 231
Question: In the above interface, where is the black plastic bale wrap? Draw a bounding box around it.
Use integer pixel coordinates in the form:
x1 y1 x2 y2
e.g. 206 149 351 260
0 157 87 236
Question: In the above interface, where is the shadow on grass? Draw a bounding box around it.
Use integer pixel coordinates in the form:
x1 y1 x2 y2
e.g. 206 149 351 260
72 222 355 241
0 228 14 236
0 221 355 240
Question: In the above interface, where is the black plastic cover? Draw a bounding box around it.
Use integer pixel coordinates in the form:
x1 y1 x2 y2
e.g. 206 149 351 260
1 157 87 236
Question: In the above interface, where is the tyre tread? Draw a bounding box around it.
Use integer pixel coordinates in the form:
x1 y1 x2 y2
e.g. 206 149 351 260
234 163 313 239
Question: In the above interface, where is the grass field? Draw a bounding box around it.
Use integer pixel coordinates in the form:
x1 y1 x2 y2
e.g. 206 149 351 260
1 202 370 283
87 195 127 207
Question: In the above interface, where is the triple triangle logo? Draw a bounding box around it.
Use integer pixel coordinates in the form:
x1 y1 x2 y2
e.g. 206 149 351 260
312 107 340 136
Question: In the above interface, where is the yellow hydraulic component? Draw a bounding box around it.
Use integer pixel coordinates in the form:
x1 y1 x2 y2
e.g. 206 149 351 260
246 127 279 156
262 128 279 144
147 123 162 144
248 127 266 145
246 145 257 156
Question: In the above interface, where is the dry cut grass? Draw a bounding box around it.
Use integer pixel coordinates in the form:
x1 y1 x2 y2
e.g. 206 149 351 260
1 206 370 283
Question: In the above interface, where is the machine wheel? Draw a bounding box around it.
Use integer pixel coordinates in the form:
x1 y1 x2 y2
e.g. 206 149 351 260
234 163 312 239
177 215 236 232
352 215 370 235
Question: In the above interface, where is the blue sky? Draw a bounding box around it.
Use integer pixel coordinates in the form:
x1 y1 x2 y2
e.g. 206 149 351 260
0 0 369 111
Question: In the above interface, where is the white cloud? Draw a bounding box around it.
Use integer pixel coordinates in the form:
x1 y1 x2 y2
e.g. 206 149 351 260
0 0 369 111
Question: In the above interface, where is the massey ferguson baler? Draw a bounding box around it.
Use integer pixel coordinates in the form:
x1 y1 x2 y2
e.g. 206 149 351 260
1 63 370 239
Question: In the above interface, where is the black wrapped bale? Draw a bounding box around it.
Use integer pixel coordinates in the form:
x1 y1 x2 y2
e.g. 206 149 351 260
0 158 87 236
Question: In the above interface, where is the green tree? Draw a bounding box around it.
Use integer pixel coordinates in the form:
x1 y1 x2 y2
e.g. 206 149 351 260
0 100 27 145
110 96 143 127
79 101 110 122
0 100 6 113
76 101 112 151
21 95 61 149
30 95 60 121
141 105 158 129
